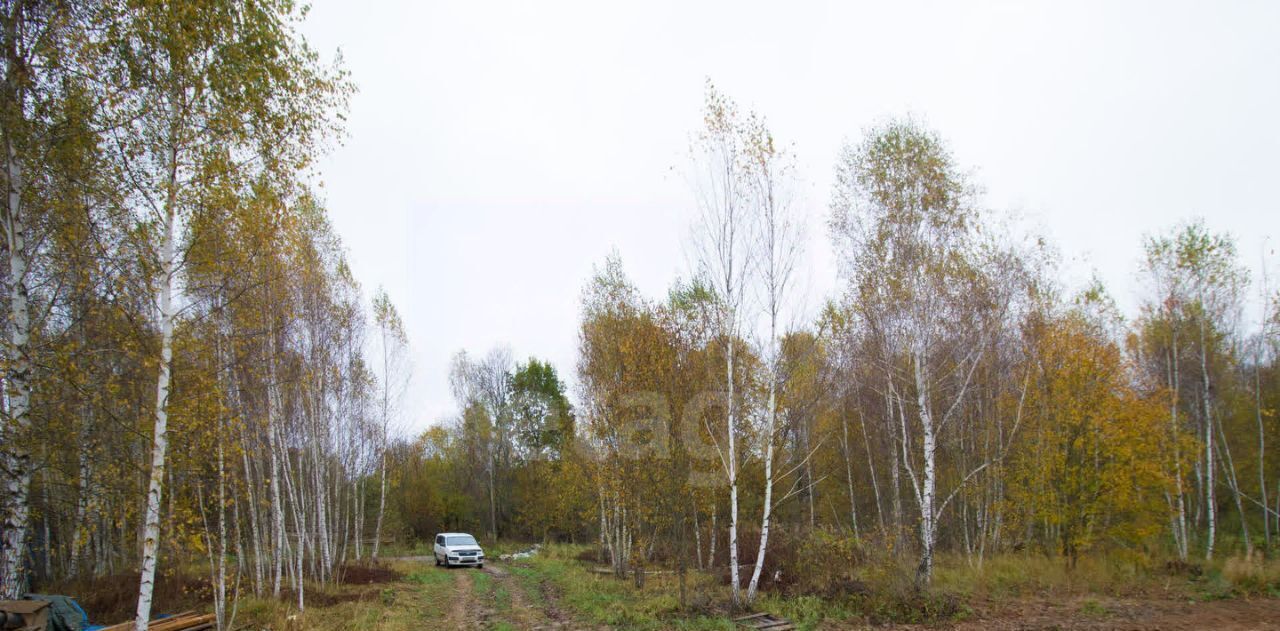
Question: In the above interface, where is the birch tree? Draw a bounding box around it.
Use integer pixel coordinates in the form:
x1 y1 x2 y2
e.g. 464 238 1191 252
0 0 43 598
0 0 102 598
371 287 408 559
1140 222 1247 560
830 119 1009 584
740 112 801 603
688 81 751 605
110 1 348 626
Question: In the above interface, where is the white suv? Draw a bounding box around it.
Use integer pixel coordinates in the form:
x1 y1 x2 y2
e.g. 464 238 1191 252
433 532 485 568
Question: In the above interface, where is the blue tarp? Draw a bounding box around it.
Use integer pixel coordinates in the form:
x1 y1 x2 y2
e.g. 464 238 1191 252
25 594 89 631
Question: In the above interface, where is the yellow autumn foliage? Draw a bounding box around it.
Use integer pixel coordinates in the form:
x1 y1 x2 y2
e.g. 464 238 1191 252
1008 311 1173 563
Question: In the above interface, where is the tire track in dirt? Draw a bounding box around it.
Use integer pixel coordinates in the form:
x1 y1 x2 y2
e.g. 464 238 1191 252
484 562 580 630
537 573 575 629
444 569 481 630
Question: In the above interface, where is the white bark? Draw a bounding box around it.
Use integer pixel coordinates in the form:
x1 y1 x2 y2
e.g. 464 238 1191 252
239 428 265 596
0 136 32 600
841 414 859 538
708 508 717 570
860 407 885 535
70 396 95 578
689 83 749 606
372 453 387 559
353 477 363 561
913 349 937 584
487 448 497 542
135 203 177 631
692 505 703 570
211 443 228 630
267 372 284 597
726 340 740 603
1259 261 1272 549
1199 305 1216 561
744 123 796 603
1258 359 1270 549
1167 340 1189 560
746 375 777 602
373 329 390 559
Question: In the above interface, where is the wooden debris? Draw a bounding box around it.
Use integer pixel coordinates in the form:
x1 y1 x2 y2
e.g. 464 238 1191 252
734 611 794 630
99 612 216 631
0 599 51 631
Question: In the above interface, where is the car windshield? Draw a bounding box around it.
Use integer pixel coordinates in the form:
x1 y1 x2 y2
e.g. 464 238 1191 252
447 535 478 547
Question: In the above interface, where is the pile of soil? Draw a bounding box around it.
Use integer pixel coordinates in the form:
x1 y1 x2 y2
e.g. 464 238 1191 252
337 563 403 585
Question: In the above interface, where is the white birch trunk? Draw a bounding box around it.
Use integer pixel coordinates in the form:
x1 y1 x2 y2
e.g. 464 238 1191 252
708 508 717 570
373 324 391 559
841 414 858 537
746 376 777 602
914 349 937 585
70 395 95 578
240 438 264 596
598 493 607 563
215 442 227 631
1256 350 1270 549
861 405 885 535
267 376 284 597
1199 309 1215 561
1167 342 1189 560
135 202 177 631
353 477 363 561
692 506 703 570
279 426 309 590
1 136 33 599
488 446 497 542
726 339 741 605
372 453 386 559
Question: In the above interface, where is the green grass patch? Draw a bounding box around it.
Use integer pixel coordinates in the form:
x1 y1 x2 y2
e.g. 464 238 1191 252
1080 598 1109 616
407 568 453 587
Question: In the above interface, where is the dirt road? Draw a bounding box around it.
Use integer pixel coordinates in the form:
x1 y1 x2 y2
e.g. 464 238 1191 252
407 560 589 630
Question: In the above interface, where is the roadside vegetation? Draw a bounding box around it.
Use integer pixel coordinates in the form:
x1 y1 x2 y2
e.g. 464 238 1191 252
70 544 1275 630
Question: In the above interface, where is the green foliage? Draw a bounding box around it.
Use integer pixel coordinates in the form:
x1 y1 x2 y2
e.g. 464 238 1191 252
510 358 574 458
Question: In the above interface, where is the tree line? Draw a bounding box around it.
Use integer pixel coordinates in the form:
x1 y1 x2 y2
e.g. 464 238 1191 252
0 1 417 630
389 83 1279 608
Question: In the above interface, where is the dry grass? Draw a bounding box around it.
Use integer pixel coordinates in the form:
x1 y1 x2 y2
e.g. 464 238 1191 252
48 545 1280 630
1220 552 1280 596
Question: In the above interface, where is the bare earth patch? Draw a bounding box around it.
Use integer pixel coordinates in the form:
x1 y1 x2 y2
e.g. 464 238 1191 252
485 562 590 630
445 569 480 630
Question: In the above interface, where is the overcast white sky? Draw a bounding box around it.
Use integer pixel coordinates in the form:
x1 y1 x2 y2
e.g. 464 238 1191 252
298 0 1280 434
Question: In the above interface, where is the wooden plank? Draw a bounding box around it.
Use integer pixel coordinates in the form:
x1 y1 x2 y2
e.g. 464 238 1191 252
100 612 214 631
0 600 51 614
153 614 216 631
733 611 793 630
